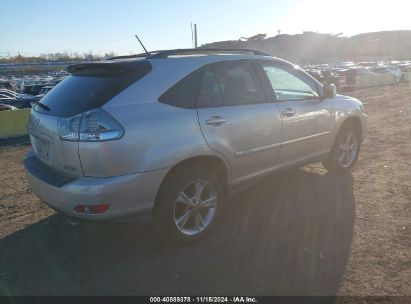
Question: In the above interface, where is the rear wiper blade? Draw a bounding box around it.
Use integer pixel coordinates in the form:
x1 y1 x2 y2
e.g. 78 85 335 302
36 102 50 111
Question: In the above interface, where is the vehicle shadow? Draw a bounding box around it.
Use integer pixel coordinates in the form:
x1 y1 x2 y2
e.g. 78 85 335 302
0 168 355 296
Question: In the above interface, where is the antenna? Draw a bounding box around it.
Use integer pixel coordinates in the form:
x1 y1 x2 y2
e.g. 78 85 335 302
194 24 198 48
134 34 149 57
191 23 194 48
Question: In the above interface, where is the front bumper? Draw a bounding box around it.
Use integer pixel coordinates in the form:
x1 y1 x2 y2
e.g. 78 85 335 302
24 152 168 221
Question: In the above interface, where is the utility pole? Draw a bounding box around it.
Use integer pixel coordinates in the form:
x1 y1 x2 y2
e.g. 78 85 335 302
194 24 198 48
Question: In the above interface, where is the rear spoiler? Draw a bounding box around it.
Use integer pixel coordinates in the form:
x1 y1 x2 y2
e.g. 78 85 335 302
67 60 152 76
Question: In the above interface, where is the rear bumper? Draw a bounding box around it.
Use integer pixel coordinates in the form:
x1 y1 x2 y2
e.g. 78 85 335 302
24 152 168 221
361 113 368 142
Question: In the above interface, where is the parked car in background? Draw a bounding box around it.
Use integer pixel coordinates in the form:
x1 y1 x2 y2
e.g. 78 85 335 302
36 85 54 98
333 61 356 69
356 67 374 75
22 84 45 96
24 49 367 243
0 80 15 90
339 67 378 85
0 89 39 109
305 69 322 81
0 89 35 100
373 66 402 82
358 62 376 68
398 63 411 72
0 103 18 111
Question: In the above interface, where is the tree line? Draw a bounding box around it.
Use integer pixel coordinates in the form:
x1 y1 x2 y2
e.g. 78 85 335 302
0 51 118 63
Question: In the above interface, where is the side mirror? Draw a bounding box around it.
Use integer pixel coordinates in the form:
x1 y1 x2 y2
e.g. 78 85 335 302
323 83 337 98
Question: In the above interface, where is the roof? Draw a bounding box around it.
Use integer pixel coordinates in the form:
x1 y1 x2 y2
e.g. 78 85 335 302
108 48 272 60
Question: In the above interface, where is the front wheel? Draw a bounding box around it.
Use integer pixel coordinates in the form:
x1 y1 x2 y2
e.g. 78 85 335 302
323 125 361 172
154 165 225 243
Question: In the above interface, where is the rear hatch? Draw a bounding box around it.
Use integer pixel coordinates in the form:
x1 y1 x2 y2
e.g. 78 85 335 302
28 59 152 177
28 110 83 177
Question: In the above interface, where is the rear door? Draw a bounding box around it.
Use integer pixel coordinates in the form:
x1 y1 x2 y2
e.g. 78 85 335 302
197 60 282 184
259 61 336 165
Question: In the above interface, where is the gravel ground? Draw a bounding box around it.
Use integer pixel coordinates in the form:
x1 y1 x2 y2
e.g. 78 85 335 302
0 84 410 298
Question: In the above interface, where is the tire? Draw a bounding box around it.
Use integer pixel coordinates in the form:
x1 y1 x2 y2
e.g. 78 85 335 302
154 164 226 243
323 124 361 172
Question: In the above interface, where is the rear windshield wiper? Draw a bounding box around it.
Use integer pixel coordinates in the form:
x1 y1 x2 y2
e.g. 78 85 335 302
36 101 50 111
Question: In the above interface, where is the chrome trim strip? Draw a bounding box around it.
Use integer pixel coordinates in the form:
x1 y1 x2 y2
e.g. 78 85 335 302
234 142 282 157
234 131 332 157
281 131 332 146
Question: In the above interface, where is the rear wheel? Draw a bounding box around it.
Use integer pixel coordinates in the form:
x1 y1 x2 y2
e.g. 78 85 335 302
154 165 225 243
323 125 361 172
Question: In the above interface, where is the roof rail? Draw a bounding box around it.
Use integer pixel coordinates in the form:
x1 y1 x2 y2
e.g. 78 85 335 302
108 48 271 60
149 48 271 59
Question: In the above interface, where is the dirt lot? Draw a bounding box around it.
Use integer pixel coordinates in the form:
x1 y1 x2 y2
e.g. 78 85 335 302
0 84 410 297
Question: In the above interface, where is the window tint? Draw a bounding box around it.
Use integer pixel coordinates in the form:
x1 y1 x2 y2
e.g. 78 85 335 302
158 69 204 109
262 64 319 101
211 61 265 106
197 68 224 108
160 61 266 109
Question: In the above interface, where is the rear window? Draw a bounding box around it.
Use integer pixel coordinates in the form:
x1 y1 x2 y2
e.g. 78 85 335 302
34 60 152 117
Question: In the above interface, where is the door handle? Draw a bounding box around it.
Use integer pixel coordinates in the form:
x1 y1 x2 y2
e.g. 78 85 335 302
205 116 227 126
281 108 296 117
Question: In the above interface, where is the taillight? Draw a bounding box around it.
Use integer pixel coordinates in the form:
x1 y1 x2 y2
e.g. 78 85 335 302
74 204 109 214
58 115 81 141
58 109 124 142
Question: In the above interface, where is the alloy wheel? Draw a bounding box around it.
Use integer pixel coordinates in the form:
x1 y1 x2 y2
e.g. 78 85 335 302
338 131 359 168
173 179 218 236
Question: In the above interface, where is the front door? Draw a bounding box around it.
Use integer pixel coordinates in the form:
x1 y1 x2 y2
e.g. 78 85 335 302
197 60 282 184
259 61 336 165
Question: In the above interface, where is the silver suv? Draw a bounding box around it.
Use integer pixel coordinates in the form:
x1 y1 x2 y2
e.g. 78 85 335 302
24 49 367 242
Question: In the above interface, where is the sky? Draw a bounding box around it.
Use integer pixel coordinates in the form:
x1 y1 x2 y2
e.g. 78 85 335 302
1 0 411 57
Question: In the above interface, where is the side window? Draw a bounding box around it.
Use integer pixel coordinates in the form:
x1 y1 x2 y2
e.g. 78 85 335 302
158 69 203 109
198 68 224 108
199 61 265 108
262 64 319 101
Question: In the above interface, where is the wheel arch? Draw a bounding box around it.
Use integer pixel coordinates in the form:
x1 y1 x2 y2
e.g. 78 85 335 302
339 115 363 140
153 154 230 213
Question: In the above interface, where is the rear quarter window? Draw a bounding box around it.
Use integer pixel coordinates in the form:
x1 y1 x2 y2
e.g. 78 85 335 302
158 68 204 109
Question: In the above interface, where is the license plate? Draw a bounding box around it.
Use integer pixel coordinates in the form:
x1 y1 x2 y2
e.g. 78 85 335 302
33 136 51 161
